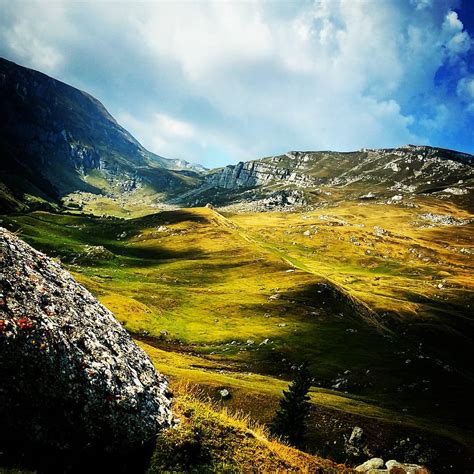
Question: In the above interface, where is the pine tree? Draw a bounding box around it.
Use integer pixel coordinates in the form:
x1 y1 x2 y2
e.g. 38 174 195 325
270 361 312 446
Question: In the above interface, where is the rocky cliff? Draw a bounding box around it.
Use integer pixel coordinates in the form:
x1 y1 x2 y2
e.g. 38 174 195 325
206 159 315 189
208 146 473 190
195 145 473 210
0 227 172 459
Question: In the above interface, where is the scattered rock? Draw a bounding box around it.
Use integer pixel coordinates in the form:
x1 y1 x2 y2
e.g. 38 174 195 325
419 213 472 227
359 192 377 200
71 245 114 263
345 426 366 456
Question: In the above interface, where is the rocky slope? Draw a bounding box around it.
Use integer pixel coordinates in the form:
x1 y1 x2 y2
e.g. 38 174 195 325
0 57 204 212
182 146 473 210
0 227 172 460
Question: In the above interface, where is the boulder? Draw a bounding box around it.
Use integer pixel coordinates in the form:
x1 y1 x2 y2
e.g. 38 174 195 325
346 425 367 455
386 460 429 473
355 458 384 472
0 228 172 454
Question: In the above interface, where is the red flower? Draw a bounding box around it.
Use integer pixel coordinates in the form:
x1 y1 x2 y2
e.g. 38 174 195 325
0 320 6 332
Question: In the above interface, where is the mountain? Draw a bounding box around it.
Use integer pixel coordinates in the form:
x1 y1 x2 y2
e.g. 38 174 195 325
0 57 205 213
179 146 473 210
1 58 472 472
1 57 472 217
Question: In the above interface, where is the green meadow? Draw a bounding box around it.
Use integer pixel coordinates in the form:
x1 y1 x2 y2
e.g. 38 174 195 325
1 199 473 464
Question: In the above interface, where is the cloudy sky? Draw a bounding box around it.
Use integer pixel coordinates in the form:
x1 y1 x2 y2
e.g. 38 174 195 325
1 0 473 167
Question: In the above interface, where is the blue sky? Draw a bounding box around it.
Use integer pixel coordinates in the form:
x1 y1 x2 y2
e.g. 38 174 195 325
0 0 473 167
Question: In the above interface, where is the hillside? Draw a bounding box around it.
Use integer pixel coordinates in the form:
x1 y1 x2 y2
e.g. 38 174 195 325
0 226 349 473
177 146 473 211
0 57 204 213
1 206 472 471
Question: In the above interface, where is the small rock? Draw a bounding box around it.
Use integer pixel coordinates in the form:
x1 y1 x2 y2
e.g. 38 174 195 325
348 426 366 447
219 388 230 399
355 458 384 472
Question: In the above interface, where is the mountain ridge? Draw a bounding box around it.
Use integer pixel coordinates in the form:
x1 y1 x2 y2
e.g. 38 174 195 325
178 145 473 210
0 57 204 213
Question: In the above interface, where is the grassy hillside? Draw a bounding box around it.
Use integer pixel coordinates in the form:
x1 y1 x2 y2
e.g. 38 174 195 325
147 382 350 473
1 202 473 471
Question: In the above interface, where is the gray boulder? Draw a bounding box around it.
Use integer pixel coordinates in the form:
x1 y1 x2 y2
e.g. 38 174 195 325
386 460 429 473
355 457 384 472
346 426 367 456
0 227 172 453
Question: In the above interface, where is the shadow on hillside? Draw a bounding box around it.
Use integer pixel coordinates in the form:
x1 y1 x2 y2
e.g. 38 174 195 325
129 208 210 227
105 242 205 264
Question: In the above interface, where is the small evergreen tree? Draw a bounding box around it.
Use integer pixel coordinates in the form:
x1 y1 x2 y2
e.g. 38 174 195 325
271 361 312 446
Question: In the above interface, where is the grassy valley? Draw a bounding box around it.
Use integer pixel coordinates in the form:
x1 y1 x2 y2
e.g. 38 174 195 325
2 193 472 471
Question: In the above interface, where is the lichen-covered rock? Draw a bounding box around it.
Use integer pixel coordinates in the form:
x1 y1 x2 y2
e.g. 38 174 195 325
0 227 172 453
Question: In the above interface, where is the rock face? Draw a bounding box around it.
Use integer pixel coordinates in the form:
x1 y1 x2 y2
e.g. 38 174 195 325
207 147 473 192
0 227 172 452
192 146 473 210
206 160 315 189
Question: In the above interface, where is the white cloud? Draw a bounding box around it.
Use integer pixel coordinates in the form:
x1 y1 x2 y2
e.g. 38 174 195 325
118 111 197 157
442 11 471 56
411 0 433 10
0 0 472 164
457 75 474 112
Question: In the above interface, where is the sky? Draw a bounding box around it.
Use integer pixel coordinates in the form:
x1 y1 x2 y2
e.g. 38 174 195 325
0 0 473 168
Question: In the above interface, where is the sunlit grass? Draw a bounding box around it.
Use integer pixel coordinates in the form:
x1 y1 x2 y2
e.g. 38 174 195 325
1 200 473 455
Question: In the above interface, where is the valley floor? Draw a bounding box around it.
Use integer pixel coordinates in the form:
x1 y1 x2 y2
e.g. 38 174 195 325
1 196 472 472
